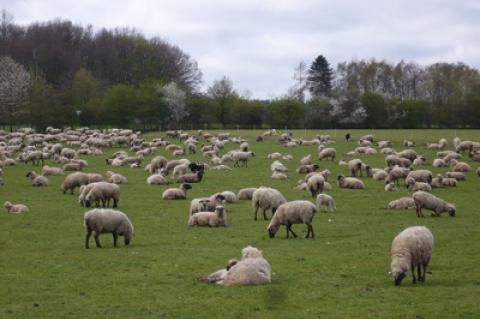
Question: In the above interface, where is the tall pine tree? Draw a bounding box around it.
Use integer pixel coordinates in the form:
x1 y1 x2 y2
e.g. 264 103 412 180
307 55 333 98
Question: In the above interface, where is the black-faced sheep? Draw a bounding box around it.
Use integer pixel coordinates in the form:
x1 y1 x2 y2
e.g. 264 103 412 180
337 175 365 189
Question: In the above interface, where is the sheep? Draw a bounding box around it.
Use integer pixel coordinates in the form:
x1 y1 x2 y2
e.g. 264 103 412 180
441 177 457 187
267 152 282 160
450 159 471 172
387 197 416 209
41 165 64 176
189 194 226 216
146 174 170 185
84 208 134 248
412 191 456 218
366 166 388 181
61 148 76 159
188 162 205 173
318 147 336 161
306 173 325 197
63 162 82 171
446 171 466 181
172 163 190 177
426 138 447 150
198 259 239 284
252 187 287 220
337 175 365 189
188 205 227 227
84 182 120 208
162 183 192 200
403 140 415 147
300 154 312 165
267 200 317 239
430 175 444 189
412 156 426 168
232 151 254 167
240 142 250 152
296 164 319 174
348 159 365 177
406 177 432 193
270 160 287 172
390 226 434 285
237 188 257 200
210 165 232 171
105 171 127 184
25 171 48 187
215 191 236 203
220 246 272 286
385 155 411 168
176 171 204 183
406 170 433 184
271 170 288 180
148 155 168 173
432 158 447 168
3 201 29 214
88 173 104 183
385 182 398 192
397 149 418 162
385 166 410 185
61 172 90 194
163 159 190 175
21 150 44 166
316 194 336 212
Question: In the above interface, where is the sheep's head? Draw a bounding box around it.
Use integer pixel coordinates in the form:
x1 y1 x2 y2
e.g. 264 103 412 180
390 260 409 286
447 204 456 217
182 183 192 191
215 205 225 218
3 201 12 209
226 259 238 270
337 175 345 181
267 225 279 238
26 171 33 178
241 246 263 259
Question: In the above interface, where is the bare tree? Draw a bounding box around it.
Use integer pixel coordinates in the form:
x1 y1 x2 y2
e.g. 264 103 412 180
160 82 188 128
293 61 308 101
0 56 30 131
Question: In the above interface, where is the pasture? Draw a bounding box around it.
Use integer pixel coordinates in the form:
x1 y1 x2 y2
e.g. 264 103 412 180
1 129 480 319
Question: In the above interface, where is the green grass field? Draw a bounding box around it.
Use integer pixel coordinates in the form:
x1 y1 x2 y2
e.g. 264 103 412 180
1 129 479 319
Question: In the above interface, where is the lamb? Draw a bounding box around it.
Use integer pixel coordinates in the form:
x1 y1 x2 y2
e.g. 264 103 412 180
318 147 336 161
41 165 64 176
385 182 398 192
189 194 226 216
267 200 317 239
237 188 257 200
176 171 204 183
146 174 170 185
252 187 287 220
387 197 416 209
406 178 432 193
337 175 365 189
296 164 319 174
105 171 127 184
306 173 325 197
61 172 90 194
412 191 456 218
271 170 288 180
220 246 272 286
316 194 336 212
188 205 227 227
84 182 120 208
232 151 254 167
84 208 134 248
446 171 466 181
162 183 192 200
348 159 365 177
3 201 29 214
390 226 434 286
26 171 49 186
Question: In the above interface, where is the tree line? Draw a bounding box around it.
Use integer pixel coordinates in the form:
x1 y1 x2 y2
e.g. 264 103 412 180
1 10 479 131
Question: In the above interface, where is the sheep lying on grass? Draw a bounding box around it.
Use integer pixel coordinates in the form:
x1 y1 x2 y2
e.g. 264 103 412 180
252 187 286 220
41 165 64 176
3 201 29 214
146 174 170 185
84 208 134 248
337 175 365 189
385 182 398 192
413 191 456 218
198 259 239 284
390 226 434 285
189 194 226 216
188 205 227 227
26 171 48 187
267 200 317 239
162 183 192 200
106 171 127 184
387 197 416 210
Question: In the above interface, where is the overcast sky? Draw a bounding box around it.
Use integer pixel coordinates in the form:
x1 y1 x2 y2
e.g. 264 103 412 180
2 0 480 98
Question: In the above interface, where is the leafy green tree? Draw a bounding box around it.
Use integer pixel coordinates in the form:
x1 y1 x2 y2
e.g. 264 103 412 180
102 84 137 127
360 93 388 128
268 99 306 128
307 55 333 98
207 76 238 127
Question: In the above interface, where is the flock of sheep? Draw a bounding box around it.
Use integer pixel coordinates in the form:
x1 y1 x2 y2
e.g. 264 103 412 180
1 126 480 286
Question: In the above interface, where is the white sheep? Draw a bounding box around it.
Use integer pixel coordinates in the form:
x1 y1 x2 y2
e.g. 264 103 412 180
306 173 325 197
162 183 192 200
237 188 257 200
406 170 433 184
214 191 236 203
84 208 134 248
105 171 127 184
446 172 466 181
198 259 239 284
188 205 227 227
252 187 287 220
337 175 365 189
316 194 336 212
296 164 319 174
172 163 189 177
221 246 272 286
189 194 226 216
318 147 336 161
61 172 90 194
84 182 120 208
385 182 398 192
267 200 317 239
412 191 456 218
271 170 288 180
41 165 64 176
146 174 170 185
387 197 416 209
3 201 29 214
390 226 434 285
232 151 254 167
176 171 204 183
270 160 287 172
348 158 365 177
406 177 432 193
300 154 312 165
25 171 48 187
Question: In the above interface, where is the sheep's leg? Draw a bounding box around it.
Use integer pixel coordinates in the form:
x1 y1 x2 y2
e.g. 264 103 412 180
113 199 118 208
287 224 298 238
351 169 356 177
233 160 238 167
94 233 102 248
112 231 118 247
263 209 268 220
85 229 92 248
254 206 258 221
411 262 417 284
306 224 314 239
417 264 424 282
285 225 290 238
70 188 74 195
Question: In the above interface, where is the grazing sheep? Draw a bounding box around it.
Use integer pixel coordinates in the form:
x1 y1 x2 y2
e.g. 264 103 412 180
26 171 49 186
385 166 410 185
306 173 325 197
149 155 168 173
188 205 227 227
61 172 90 194
22 150 44 166
385 155 411 168
84 182 121 208
237 188 257 200
390 226 434 285
84 208 134 248
385 182 398 192
233 151 254 167
300 154 312 165
3 201 29 214
397 149 418 162
240 142 250 152
41 165 64 176
162 183 192 200
446 171 466 181
221 246 272 286
252 187 287 220
406 178 432 193
387 197 416 209
316 194 336 212
105 171 127 184
267 200 317 239
189 194 226 216
318 147 336 161
271 170 288 180
337 175 365 189
296 164 319 174
176 171 204 183
413 191 456 218
146 174 170 185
